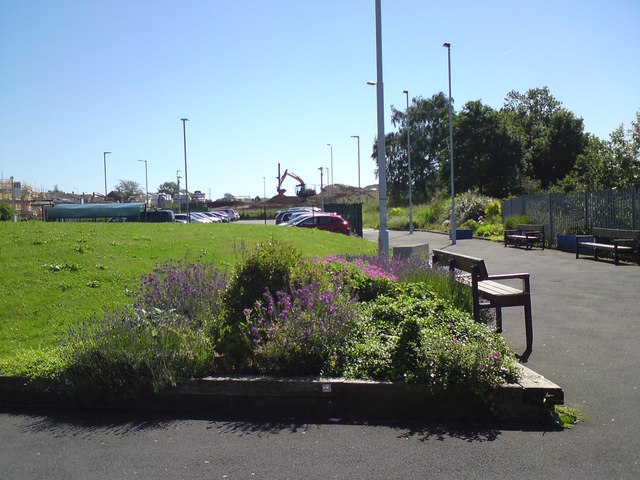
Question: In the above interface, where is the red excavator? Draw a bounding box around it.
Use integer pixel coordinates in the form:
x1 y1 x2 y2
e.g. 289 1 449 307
276 169 316 198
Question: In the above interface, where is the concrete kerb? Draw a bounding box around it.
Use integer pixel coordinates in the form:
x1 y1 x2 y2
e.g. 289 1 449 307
0 365 562 423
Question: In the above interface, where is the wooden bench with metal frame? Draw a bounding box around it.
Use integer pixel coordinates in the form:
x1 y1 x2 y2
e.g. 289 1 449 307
432 249 533 356
504 224 545 250
576 227 640 265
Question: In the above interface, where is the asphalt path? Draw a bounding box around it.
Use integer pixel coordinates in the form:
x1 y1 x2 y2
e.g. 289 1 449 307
2 227 639 479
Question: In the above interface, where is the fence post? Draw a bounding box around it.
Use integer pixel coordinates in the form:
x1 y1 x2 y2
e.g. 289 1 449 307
584 191 589 232
548 193 554 244
633 187 637 230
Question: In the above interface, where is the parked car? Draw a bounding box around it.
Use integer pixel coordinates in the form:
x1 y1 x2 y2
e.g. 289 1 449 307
275 207 321 225
218 209 240 221
174 213 211 223
199 211 225 223
290 213 350 235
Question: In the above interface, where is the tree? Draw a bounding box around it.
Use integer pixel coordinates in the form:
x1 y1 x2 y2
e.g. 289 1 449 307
113 180 143 202
554 110 640 192
373 93 450 204
158 181 179 196
451 101 521 198
0 202 12 221
502 87 587 190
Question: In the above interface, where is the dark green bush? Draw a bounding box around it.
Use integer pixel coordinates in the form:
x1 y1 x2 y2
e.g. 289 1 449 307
343 283 519 394
504 214 533 230
0 203 12 221
218 239 302 368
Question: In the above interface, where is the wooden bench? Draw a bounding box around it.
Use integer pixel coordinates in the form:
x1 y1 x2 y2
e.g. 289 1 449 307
504 224 545 250
576 227 640 265
432 249 533 354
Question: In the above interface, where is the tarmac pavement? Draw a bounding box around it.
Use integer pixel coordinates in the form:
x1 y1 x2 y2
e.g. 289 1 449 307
1 228 640 479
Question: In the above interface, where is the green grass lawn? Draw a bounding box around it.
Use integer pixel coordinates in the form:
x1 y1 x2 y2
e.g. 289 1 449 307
0 222 375 365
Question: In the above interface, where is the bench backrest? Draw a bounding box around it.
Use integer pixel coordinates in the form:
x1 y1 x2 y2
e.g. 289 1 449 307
431 249 489 278
592 228 640 241
516 224 544 233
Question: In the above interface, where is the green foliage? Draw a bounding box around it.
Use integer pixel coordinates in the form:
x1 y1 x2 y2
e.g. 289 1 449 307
219 239 302 367
552 405 586 428
485 199 502 218
343 283 520 393
61 307 215 398
455 191 494 224
0 202 12 221
245 271 358 376
0 347 68 379
504 215 533 230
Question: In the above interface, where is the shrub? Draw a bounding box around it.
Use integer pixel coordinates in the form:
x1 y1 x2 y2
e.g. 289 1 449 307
245 273 358 376
218 239 302 367
313 255 397 302
0 202 12 221
485 199 502 218
344 283 520 394
455 191 494 224
504 215 533 230
61 307 214 399
133 258 228 324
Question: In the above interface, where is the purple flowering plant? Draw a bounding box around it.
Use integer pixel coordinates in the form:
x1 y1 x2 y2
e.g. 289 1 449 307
132 258 228 325
245 267 358 376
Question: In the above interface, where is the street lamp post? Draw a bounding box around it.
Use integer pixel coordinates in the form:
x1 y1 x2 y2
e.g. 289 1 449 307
103 151 111 198
176 170 182 214
374 0 389 258
326 144 333 202
350 135 361 203
263 176 267 225
180 118 190 222
443 42 456 244
403 90 413 234
318 167 324 210
137 159 148 206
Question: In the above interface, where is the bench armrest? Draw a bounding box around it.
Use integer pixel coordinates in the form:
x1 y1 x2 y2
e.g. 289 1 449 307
486 273 530 281
484 272 531 293
504 230 517 235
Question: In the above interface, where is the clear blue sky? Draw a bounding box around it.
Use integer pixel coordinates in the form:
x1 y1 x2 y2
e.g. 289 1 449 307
1 0 638 199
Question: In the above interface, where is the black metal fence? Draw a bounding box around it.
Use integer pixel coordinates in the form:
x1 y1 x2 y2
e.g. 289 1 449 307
502 188 640 244
325 203 363 237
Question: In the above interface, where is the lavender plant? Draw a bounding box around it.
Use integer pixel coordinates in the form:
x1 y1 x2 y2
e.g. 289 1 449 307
62 306 214 398
133 259 228 324
246 271 358 376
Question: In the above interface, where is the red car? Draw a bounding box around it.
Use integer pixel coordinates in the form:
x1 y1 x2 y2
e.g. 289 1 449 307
292 213 351 235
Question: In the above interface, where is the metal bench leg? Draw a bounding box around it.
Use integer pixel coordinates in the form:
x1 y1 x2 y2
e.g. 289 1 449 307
495 308 503 334
524 301 533 352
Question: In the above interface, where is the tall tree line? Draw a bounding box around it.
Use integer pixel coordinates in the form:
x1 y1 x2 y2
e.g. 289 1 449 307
372 86 640 203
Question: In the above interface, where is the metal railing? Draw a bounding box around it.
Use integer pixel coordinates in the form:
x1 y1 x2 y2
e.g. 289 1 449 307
502 188 639 244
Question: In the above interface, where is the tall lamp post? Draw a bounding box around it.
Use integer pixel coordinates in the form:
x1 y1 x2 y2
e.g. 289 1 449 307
350 135 361 203
263 176 266 225
180 118 190 222
374 0 389 257
176 170 182 214
403 90 413 234
443 42 456 245
103 151 111 198
318 167 325 210
137 159 148 206
326 143 333 203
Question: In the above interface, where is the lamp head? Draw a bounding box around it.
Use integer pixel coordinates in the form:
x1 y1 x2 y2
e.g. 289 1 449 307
443 42 451 48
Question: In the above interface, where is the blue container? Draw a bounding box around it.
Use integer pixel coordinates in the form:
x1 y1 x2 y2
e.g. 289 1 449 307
455 229 473 240
557 234 594 253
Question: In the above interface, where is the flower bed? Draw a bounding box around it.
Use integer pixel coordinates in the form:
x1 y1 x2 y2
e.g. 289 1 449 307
53 240 520 402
